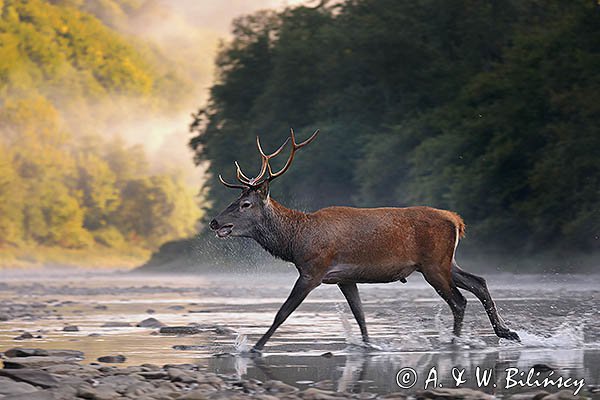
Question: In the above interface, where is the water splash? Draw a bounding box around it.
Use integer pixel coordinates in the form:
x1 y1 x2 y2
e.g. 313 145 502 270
503 317 585 349
234 333 251 352
336 303 385 351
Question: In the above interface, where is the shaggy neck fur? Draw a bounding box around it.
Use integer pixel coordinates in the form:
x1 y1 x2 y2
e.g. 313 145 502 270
252 199 307 263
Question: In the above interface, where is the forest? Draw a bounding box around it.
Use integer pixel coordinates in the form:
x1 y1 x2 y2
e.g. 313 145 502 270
0 0 201 267
188 0 599 270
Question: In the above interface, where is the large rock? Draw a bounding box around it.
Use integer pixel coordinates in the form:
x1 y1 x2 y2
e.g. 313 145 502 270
2 390 56 400
4 348 49 358
0 376 37 396
77 383 120 400
2 357 79 369
0 369 60 388
3 348 83 359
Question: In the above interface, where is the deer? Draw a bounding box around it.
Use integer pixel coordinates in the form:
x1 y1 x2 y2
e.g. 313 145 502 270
209 129 520 352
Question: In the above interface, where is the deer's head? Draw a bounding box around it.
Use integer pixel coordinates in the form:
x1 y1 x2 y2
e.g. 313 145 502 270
209 129 319 238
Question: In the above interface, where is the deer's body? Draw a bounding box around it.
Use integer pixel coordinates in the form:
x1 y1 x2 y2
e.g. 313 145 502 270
258 201 463 285
210 129 520 351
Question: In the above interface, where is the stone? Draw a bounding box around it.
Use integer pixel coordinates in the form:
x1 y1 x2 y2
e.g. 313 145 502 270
2 390 56 400
214 326 235 335
0 369 60 388
159 326 201 335
136 318 165 328
138 371 168 380
0 376 37 396
100 321 131 327
320 352 333 358
97 355 126 363
263 380 299 394
4 348 49 358
2 356 79 369
509 391 550 400
179 390 212 399
300 388 344 399
532 363 555 372
77 383 120 400
0 313 11 321
167 368 196 384
62 326 78 332
13 332 36 340
110 357 134 366
45 350 84 359
167 305 185 310
172 345 206 351
541 390 579 400
416 388 494 400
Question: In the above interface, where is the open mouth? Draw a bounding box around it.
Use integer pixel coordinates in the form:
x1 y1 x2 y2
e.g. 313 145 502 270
216 224 234 238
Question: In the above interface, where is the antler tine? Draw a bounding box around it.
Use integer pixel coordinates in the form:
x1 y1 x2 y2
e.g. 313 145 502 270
234 161 252 183
267 129 320 180
252 135 290 184
219 174 248 190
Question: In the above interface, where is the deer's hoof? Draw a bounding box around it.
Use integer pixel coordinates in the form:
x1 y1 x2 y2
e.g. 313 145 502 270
244 347 262 357
498 328 521 342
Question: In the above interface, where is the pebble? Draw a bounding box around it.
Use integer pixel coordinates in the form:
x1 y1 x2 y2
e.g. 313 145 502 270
136 317 165 328
62 326 79 332
97 355 126 363
159 326 201 335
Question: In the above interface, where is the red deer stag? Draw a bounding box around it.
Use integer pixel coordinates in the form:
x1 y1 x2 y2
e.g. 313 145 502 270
209 129 520 352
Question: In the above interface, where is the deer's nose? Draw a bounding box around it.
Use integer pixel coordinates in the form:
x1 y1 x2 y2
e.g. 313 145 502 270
209 219 219 230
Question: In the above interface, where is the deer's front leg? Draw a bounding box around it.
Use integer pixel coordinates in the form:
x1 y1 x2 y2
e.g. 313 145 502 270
253 274 321 351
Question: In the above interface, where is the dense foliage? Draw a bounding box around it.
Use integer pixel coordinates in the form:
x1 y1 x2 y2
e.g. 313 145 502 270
0 0 200 262
191 0 599 261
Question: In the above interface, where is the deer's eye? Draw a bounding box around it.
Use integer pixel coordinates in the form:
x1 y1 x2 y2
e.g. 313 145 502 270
241 201 252 209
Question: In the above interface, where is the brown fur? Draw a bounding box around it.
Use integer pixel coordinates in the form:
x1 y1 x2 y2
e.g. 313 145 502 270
267 201 464 286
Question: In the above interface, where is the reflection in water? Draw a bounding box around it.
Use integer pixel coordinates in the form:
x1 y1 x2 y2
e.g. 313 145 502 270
211 347 597 396
0 272 598 396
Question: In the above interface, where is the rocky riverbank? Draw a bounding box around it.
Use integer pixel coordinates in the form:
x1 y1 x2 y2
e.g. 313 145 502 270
0 346 588 400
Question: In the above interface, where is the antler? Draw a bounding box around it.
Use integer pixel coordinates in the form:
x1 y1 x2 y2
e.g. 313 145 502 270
218 129 320 189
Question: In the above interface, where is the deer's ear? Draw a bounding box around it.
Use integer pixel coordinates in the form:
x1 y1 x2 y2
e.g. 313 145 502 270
256 181 270 201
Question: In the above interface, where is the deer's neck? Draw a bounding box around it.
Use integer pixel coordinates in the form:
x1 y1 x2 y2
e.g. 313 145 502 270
253 199 306 263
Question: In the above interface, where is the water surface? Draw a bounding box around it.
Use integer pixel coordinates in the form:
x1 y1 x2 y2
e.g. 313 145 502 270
0 271 598 397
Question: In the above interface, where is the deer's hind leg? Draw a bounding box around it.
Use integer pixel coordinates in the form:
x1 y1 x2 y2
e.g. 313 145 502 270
451 262 520 341
420 262 467 337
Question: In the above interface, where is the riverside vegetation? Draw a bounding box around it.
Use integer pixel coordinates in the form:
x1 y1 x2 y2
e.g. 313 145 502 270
0 0 203 267
187 0 599 272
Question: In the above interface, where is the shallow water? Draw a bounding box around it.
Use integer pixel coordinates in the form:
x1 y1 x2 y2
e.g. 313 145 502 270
0 270 598 397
